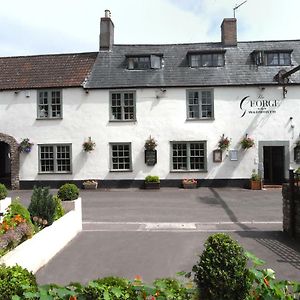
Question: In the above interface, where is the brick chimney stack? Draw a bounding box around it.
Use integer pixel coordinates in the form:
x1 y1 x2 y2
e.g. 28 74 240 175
221 18 237 46
100 10 114 51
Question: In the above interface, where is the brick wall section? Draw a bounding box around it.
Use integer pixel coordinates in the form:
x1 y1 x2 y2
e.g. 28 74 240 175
282 184 300 238
0 133 19 189
221 18 237 46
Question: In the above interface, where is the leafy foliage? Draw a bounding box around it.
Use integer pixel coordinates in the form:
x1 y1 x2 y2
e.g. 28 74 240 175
0 183 8 200
4 198 32 223
145 175 160 183
58 183 79 201
53 195 65 221
193 233 251 300
28 186 56 227
83 276 138 300
0 265 37 300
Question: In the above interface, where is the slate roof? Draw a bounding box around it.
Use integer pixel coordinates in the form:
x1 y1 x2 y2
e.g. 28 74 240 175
0 52 97 90
85 40 300 89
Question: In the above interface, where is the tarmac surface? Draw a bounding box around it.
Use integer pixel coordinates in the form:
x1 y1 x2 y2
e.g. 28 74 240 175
9 187 300 285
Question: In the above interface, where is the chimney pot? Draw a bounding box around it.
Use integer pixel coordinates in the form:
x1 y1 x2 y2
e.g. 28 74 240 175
221 18 237 46
104 9 111 18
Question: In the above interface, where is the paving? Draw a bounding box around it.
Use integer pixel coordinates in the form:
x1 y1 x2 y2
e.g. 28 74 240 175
8 187 300 285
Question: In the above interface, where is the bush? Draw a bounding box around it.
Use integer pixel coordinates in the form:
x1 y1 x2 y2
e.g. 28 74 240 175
193 233 251 300
53 195 65 221
58 183 79 201
4 198 32 223
83 276 138 300
0 183 8 200
0 265 37 299
145 175 160 183
153 278 193 300
28 186 56 226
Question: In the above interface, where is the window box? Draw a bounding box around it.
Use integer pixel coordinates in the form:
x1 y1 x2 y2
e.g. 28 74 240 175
182 179 197 189
251 180 262 190
144 182 160 189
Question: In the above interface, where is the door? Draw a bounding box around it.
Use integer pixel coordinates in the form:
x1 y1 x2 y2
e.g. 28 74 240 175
0 142 11 186
263 146 285 184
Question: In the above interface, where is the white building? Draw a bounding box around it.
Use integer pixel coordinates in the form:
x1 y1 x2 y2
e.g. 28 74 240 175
0 12 299 189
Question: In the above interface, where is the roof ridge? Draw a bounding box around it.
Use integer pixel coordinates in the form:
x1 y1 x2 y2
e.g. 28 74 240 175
0 51 98 59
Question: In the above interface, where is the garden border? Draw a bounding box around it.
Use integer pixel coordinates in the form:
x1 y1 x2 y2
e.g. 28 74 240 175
0 197 82 273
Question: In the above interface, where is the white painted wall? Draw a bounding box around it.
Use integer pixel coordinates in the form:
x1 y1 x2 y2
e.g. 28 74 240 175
0 86 299 181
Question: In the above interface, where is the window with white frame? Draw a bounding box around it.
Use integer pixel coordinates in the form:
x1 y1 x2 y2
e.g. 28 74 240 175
39 144 71 173
37 90 62 119
187 89 214 119
171 142 206 171
110 91 136 121
127 55 162 70
189 53 224 67
110 143 132 171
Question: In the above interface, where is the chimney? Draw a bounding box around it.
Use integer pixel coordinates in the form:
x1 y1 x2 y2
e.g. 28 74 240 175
221 18 237 46
100 10 114 51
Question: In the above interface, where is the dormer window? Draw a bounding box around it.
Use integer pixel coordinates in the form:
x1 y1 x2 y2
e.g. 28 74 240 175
252 50 292 66
127 55 162 70
188 52 225 67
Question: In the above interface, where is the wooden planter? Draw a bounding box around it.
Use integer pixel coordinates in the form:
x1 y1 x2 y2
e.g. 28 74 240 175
83 182 98 189
251 180 262 190
144 182 160 189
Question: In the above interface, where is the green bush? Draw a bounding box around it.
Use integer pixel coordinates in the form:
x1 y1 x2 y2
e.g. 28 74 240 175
4 197 32 223
153 278 193 300
53 195 65 221
83 276 138 300
0 265 37 300
58 183 79 201
193 233 251 300
28 186 56 226
0 183 8 200
145 175 160 183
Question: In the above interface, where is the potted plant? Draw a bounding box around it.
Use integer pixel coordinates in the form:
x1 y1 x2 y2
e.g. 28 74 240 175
144 136 157 166
250 169 262 190
18 138 34 153
240 134 255 150
144 175 160 189
83 137 96 153
83 180 98 189
182 178 198 189
218 134 231 151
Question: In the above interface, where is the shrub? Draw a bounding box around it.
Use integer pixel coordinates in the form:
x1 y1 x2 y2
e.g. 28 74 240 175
0 183 7 200
4 198 32 223
193 233 251 300
83 276 138 300
53 195 65 221
0 265 37 300
145 175 160 183
28 186 56 226
153 278 193 300
58 183 79 201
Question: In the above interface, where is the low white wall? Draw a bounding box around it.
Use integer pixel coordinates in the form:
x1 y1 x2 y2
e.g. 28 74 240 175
0 197 11 222
0 197 82 273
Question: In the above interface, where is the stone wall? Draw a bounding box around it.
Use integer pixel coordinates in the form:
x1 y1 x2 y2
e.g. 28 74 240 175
282 183 300 238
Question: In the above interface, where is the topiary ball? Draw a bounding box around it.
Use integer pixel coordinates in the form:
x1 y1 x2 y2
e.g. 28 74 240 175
57 183 79 201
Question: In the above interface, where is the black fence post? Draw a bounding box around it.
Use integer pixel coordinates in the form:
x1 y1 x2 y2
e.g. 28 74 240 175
289 169 295 238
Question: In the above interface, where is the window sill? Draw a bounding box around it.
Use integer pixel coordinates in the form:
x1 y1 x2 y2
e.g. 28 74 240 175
170 170 207 173
36 117 63 120
186 118 214 121
38 172 72 175
109 169 133 172
109 119 137 123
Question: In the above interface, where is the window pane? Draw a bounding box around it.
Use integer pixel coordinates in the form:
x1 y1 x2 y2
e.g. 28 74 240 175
201 54 212 67
40 146 54 172
56 145 71 172
51 91 61 118
190 143 205 170
38 91 49 118
267 53 278 65
190 55 200 67
172 143 187 170
201 91 212 118
111 92 135 121
188 91 200 119
111 144 131 170
150 55 161 69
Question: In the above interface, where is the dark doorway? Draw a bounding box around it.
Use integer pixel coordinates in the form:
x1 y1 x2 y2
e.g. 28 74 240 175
263 146 285 184
0 142 11 187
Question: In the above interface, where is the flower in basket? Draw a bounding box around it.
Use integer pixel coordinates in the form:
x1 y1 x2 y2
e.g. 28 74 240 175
182 178 197 184
83 137 96 152
218 134 231 151
144 136 158 151
240 134 255 150
18 138 34 153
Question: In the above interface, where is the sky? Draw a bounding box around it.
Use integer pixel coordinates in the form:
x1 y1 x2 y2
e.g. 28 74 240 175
0 0 300 57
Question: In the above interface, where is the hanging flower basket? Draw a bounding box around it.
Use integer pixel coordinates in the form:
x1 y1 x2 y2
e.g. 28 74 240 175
218 134 231 151
83 137 96 153
240 134 255 150
144 135 158 151
18 138 34 153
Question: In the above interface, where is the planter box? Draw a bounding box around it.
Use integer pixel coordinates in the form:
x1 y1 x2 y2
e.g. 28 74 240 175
0 197 11 222
0 198 82 273
251 180 262 190
183 182 197 189
83 182 98 189
144 182 160 189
